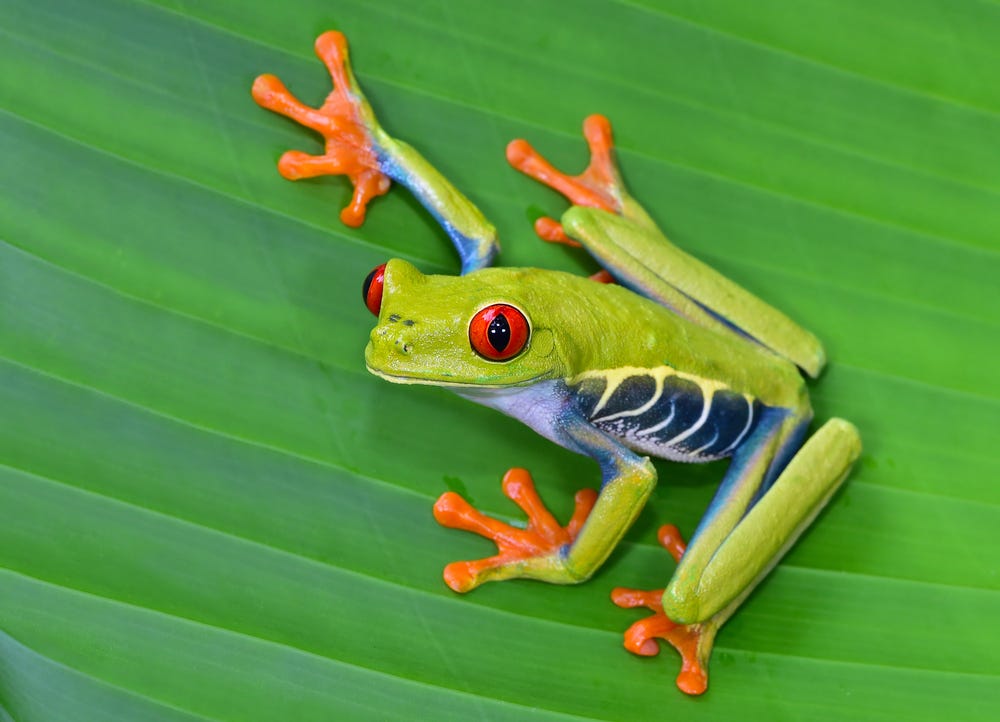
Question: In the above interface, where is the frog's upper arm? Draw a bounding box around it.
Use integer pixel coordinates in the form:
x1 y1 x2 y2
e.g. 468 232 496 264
562 207 827 378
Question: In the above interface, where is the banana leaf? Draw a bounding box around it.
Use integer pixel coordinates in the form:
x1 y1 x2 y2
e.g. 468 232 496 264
1 1 998 719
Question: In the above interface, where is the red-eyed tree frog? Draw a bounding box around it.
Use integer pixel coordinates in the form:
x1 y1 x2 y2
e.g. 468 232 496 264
252 32 862 695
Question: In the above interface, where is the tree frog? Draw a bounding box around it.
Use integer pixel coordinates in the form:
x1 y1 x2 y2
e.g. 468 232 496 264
252 32 862 695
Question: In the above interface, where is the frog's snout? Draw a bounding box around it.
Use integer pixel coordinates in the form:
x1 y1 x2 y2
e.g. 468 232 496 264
370 319 417 356
365 319 428 382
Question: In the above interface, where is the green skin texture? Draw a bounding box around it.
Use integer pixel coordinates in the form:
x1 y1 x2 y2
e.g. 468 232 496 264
261 34 863 684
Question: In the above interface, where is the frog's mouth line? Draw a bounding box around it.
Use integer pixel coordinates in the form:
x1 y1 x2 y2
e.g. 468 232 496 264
366 365 550 389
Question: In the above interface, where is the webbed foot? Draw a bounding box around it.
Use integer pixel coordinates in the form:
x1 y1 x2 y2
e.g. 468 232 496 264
611 524 715 696
433 468 597 592
252 31 391 227
507 115 626 243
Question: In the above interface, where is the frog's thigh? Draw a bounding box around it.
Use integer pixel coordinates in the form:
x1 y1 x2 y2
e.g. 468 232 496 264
560 208 739 335
663 418 861 624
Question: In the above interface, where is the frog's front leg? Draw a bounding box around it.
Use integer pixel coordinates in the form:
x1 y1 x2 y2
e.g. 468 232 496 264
434 415 656 591
614 410 861 695
253 31 499 272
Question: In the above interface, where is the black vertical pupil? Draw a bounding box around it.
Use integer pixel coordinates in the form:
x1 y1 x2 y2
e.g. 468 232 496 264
487 313 511 352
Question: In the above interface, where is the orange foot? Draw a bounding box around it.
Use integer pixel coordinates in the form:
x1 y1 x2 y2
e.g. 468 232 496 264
506 114 626 244
433 468 597 592
251 31 391 227
611 524 711 696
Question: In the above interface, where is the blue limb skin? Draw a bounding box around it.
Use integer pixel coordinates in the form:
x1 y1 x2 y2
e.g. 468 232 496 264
251 31 498 273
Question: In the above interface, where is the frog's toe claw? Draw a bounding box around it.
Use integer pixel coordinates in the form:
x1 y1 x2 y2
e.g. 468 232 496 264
629 628 665 657
611 588 666 656
433 468 597 591
252 31 392 227
611 526 711 696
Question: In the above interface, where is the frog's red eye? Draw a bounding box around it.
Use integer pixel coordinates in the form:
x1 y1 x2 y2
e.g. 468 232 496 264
469 304 529 361
362 263 386 316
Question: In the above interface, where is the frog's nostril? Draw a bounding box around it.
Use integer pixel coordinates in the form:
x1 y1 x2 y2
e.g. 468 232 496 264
389 335 413 354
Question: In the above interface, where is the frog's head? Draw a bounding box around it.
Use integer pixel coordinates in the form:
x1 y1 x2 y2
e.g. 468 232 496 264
362 259 571 387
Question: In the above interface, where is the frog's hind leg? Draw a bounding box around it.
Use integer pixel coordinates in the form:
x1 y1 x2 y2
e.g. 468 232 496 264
665 416 860 625
618 415 860 695
506 118 755 347
507 115 621 214
507 118 826 377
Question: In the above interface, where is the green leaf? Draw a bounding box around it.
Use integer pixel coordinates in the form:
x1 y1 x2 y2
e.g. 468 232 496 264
2 0 998 719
